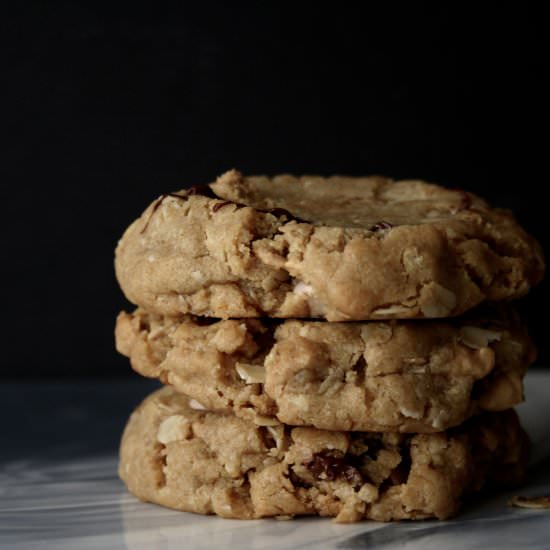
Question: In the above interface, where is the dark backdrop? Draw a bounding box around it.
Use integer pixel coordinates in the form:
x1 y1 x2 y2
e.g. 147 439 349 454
3 3 547 377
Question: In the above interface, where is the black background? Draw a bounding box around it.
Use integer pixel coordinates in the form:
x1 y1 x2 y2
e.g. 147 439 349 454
3 3 547 377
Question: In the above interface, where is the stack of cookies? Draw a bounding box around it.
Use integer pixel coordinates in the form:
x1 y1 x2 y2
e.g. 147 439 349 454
114 170 544 522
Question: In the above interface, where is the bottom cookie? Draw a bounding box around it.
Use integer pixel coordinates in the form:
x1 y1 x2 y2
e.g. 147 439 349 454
119 387 528 522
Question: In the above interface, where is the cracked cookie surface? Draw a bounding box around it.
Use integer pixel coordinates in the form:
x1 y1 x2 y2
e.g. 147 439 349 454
115 170 544 321
118 386 528 522
116 306 535 432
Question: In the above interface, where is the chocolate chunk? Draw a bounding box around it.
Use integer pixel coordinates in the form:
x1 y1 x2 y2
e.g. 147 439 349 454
305 450 363 490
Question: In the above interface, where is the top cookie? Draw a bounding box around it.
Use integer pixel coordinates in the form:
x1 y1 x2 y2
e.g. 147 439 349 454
115 170 544 321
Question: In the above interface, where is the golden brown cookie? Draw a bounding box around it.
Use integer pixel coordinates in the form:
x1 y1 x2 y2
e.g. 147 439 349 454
115 306 535 432
119 386 528 522
115 170 544 321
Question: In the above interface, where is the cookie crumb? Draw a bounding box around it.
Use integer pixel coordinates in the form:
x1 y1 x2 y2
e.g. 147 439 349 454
508 495 550 509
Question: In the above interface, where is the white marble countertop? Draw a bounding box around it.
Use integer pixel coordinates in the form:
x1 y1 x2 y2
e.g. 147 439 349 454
2 371 550 549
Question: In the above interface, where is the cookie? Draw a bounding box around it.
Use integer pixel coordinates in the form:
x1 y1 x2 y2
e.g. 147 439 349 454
119 386 528 522
115 306 535 432
115 170 544 321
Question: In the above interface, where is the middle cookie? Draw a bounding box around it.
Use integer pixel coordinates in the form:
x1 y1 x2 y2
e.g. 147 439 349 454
116 307 534 433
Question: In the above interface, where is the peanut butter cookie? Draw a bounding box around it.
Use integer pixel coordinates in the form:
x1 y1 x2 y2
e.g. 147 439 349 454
119 386 528 522
115 170 544 321
116 306 535 432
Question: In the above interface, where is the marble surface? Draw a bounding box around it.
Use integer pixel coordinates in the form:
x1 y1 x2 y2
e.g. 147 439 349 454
2 371 550 549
